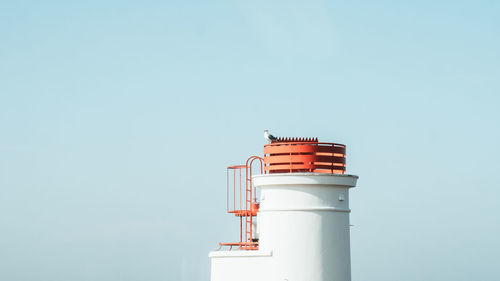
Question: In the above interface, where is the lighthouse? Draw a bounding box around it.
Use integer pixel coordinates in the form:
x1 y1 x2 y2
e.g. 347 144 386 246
209 137 358 281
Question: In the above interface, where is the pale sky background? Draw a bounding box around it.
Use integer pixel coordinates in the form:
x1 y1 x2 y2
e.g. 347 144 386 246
1 1 499 281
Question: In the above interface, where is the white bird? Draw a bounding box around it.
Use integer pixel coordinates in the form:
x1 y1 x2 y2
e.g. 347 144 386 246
264 130 278 143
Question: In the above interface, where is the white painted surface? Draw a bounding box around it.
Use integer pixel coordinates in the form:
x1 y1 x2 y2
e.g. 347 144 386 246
209 173 358 281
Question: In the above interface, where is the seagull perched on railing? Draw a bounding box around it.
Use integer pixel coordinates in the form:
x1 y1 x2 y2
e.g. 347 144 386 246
264 130 278 143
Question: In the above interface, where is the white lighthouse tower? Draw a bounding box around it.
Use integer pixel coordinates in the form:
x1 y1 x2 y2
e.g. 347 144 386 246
209 137 358 281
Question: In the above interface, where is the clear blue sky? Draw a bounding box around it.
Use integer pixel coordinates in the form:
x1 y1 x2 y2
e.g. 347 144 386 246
1 1 499 280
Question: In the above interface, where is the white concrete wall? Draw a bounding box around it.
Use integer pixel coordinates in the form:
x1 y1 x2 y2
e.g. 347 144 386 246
209 251 276 281
209 173 358 281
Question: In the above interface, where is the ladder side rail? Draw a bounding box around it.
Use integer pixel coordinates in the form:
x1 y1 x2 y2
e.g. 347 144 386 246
245 156 264 247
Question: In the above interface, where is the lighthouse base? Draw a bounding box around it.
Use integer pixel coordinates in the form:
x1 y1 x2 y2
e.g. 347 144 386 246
209 250 274 281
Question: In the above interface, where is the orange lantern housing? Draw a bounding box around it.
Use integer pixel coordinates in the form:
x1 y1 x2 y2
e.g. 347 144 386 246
264 138 346 174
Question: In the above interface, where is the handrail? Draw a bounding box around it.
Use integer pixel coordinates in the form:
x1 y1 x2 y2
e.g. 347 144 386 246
222 156 264 250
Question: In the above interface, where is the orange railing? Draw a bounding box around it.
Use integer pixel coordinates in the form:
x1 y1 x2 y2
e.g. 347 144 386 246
264 142 346 174
220 156 264 250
